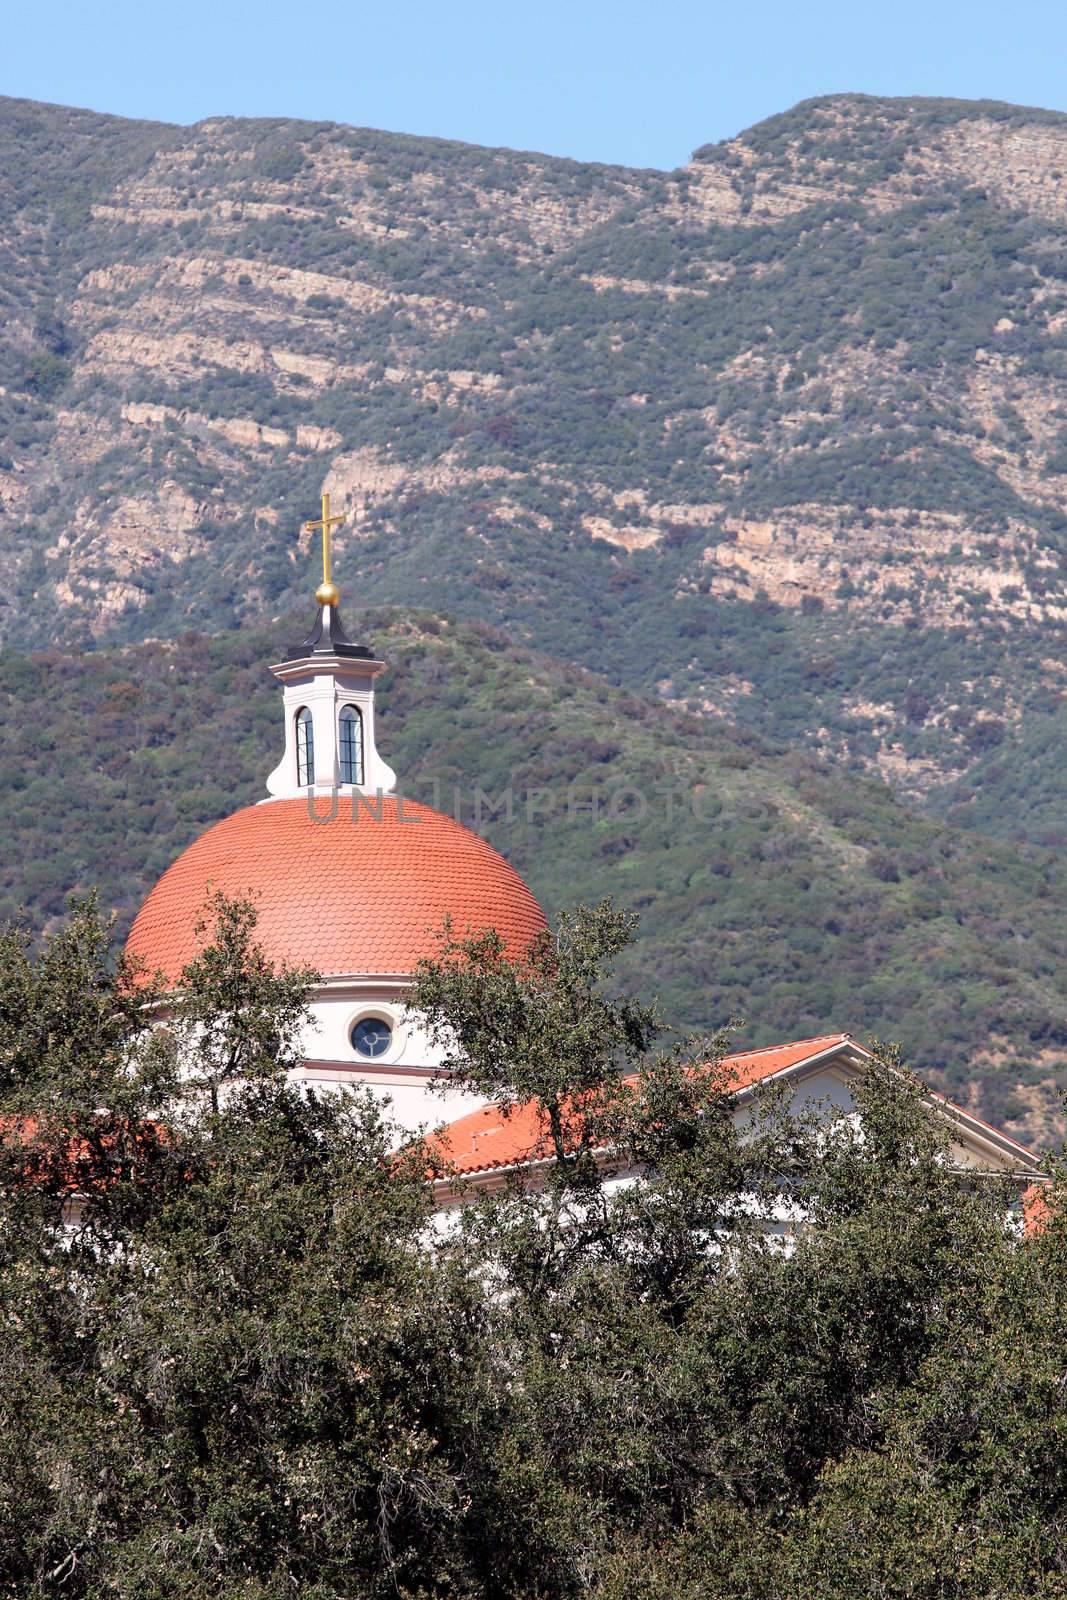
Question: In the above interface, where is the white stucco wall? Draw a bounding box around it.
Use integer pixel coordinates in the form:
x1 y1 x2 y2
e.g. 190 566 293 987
295 981 486 1134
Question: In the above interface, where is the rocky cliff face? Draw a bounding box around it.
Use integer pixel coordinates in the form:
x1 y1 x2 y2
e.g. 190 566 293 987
1 93 1065 831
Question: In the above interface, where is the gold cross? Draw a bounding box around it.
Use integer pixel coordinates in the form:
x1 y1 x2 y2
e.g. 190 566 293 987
306 492 345 606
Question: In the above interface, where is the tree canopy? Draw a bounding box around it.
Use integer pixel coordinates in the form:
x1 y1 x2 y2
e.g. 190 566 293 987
0 894 1064 1598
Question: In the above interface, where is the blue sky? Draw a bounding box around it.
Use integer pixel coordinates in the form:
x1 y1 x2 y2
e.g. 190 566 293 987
4 0 1067 169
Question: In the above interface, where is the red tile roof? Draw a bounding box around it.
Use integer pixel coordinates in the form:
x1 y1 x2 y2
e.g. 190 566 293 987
433 1033 851 1176
1023 1182 1052 1235
127 797 547 985
0 1114 171 1196
719 1032 851 1090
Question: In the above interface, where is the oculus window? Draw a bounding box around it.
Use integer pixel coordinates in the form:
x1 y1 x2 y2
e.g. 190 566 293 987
351 1017 393 1059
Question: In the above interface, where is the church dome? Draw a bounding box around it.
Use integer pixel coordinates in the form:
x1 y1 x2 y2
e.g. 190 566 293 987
127 797 547 985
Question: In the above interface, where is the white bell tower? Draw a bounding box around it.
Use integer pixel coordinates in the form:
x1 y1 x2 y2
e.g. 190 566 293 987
263 493 397 802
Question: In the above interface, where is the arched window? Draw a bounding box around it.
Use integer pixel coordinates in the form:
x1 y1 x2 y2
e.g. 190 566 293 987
339 704 364 786
295 707 314 787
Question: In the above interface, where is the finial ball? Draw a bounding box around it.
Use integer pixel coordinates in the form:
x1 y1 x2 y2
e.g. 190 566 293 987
316 581 341 608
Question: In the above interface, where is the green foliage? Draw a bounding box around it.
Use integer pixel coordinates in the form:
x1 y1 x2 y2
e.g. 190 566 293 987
2 895 1063 1596
0 893 157 1111
19 350 71 399
410 903 662 1144
0 612 1063 1141
0 896 492 1598
0 87 1064 1588
0 90 1065 1123
0 89 1063 846
167 890 319 1114
930 699 1067 848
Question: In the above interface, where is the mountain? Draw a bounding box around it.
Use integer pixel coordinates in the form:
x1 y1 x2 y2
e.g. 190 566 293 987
1 92 1065 842
1 93 1064 1138
0 612 1063 1147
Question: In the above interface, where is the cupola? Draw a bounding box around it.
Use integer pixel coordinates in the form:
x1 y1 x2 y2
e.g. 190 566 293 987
264 494 397 800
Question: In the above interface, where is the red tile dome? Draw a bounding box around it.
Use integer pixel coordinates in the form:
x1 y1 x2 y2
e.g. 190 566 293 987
126 797 547 985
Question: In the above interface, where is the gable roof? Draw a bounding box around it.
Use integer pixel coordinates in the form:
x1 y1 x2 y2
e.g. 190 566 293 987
429 1032 1044 1183
432 1033 852 1179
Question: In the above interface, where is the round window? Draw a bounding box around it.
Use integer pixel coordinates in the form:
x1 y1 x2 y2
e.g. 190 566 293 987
350 1017 393 1059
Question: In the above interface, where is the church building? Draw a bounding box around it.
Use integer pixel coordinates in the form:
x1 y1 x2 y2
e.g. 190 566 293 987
125 499 1045 1196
